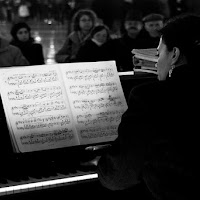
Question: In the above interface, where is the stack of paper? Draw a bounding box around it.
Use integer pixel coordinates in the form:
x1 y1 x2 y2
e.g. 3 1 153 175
132 48 158 74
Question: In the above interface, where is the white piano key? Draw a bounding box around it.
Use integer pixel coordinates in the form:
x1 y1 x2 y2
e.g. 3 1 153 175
42 181 50 190
28 182 36 192
0 188 6 196
5 186 14 195
0 172 98 196
35 182 43 190
20 184 29 193
13 185 21 194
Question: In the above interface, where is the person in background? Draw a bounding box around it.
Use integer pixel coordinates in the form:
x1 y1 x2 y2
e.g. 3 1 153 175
10 22 45 65
75 24 110 62
102 9 144 72
97 13 199 200
0 36 29 67
55 9 98 63
140 13 164 48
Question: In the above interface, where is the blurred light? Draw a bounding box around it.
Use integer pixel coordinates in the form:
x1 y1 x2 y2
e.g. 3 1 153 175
34 36 42 43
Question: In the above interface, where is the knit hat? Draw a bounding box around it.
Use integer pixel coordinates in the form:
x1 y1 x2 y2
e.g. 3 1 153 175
143 13 164 23
10 22 31 41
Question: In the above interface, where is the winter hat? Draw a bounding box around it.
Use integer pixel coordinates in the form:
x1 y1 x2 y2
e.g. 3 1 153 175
143 13 164 23
10 22 31 41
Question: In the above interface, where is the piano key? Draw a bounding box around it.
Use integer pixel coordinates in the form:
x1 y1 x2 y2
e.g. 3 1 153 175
0 172 98 196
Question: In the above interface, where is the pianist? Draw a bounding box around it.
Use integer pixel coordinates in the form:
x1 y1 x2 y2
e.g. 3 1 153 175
97 13 200 199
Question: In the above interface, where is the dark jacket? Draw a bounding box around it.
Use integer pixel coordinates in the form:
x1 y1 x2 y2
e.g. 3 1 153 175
97 65 199 200
139 29 160 48
55 31 89 63
102 34 145 72
10 40 45 65
76 39 107 62
0 38 29 67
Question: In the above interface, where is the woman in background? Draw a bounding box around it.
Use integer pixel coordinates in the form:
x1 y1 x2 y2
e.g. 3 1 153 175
55 9 98 63
10 22 45 65
76 24 110 62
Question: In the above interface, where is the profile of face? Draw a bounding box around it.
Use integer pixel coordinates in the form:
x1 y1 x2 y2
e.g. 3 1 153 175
93 29 108 45
16 28 29 42
125 20 143 37
156 37 174 81
145 20 163 37
79 15 93 32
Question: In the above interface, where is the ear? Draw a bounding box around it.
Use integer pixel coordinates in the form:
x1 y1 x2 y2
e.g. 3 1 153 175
171 47 180 65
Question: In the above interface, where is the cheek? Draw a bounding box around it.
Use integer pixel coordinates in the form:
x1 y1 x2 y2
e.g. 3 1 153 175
157 56 171 80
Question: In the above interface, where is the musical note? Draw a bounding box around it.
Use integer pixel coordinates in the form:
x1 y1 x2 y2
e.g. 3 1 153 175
20 128 74 145
11 100 67 117
64 68 115 82
80 125 118 139
15 114 71 130
5 70 58 87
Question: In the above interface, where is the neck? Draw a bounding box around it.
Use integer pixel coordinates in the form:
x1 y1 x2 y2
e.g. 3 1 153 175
175 56 188 68
127 31 139 39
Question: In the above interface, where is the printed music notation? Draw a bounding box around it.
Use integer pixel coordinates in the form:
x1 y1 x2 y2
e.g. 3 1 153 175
20 128 74 145
69 82 118 96
5 70 58 86
11 100 66 117
0 61 128 152
64 67 115 82
7 86 63 101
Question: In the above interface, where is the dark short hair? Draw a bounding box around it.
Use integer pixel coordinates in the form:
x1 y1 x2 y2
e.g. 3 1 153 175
160 13 200 65
90 24 110 40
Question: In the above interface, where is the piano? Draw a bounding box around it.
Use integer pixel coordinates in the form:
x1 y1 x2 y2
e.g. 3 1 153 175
0 71 157 199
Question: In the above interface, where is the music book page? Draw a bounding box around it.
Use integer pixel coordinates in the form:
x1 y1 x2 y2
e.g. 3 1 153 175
0 61 127 153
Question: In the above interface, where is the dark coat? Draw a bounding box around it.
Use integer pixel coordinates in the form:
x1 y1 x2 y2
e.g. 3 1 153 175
97 65 199 200
0 38 29 67
102 34 145 72
139 29 161 49
76 39 108 62
10 40 45 65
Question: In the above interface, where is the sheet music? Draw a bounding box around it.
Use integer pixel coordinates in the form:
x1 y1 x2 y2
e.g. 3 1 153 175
60 61 128 145
0 61 128 152
0 65 79 152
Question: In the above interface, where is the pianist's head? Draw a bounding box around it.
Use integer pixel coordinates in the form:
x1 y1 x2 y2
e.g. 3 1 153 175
156 13 200 80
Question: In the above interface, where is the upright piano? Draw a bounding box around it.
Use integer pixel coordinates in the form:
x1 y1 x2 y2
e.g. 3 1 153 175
0 71 157 199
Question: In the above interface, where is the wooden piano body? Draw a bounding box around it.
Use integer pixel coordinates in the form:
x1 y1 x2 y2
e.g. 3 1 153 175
0 71 157 199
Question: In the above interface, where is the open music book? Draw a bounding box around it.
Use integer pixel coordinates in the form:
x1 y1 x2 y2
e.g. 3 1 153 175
0 61 128 153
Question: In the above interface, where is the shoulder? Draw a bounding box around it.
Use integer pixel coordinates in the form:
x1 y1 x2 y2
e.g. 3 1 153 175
68 31 80 42
0 38 10 49
8 44 22 54
83 40 97 47
130 80 163 95
128 80 168 105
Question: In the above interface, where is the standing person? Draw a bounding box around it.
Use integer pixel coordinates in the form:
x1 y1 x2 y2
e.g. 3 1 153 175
55 9 97 63
0 36 29 67
97 13 200 200
10 22 45 65
75 24 110 62
17 0 30 22
140 13 164 48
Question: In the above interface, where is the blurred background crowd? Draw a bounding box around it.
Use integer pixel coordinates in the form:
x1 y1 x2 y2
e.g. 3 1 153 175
1 0 200 33
1 0 200 66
